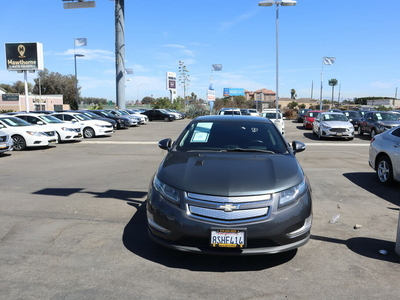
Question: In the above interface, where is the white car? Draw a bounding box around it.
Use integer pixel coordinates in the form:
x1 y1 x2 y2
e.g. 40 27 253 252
51 112 114 138
0 129 13 155
312 112 354 140
218 108 241 115
14 113 82 143
262 109 285 135
369 125 400 185
0 115 57 151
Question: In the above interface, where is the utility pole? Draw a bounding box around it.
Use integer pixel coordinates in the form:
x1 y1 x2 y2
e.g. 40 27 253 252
178 61 190 104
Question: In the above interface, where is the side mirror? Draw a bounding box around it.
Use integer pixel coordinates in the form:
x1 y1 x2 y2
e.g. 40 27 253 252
71 118 78 122
292 141 306 154
158 138 172 151
37 121 44 125
0 124 4 129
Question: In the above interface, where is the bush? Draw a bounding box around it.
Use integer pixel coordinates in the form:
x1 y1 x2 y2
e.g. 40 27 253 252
283 109 296 120
186 105 210 119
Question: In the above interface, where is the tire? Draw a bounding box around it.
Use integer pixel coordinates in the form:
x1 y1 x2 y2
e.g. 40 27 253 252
376 155 394 185
83 127 95 138
57 132 62 143
164 117 170 122
371 129 376 138
12 135 26 151
358 126 363 136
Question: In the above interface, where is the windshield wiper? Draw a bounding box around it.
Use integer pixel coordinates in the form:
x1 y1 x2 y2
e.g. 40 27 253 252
225 148 275 154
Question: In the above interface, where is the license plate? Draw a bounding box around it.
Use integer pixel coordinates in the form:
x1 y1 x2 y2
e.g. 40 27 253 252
49 139 57 143
0 143 7 149
210 229 246 248
336 132 342 136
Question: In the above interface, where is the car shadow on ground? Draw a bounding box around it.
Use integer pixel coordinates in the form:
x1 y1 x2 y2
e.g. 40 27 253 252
343 172 400 206
122 203 297 271
311 234 400 263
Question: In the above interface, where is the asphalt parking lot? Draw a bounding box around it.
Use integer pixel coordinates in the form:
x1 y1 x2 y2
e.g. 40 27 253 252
1 118 399 300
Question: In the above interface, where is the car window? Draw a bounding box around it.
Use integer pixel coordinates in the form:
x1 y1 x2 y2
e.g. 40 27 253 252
323 114 348 121
0 117 31 126
308 112 319 118
344 112 360 118
392 127 400 137
40 115 64 123
262 112 281 119
374 113 398 121
176 121 287 153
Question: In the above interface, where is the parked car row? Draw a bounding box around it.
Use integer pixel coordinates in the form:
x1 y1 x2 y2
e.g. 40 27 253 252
0 108 186 153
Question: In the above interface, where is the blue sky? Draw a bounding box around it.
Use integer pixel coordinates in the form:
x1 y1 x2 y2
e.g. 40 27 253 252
1 0 400 103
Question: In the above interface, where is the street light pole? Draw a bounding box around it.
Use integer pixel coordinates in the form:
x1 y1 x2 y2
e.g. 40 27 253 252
74 54 85 110
258 0 296 134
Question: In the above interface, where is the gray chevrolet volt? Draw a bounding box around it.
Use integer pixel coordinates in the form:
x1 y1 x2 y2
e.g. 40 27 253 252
146 115 312 255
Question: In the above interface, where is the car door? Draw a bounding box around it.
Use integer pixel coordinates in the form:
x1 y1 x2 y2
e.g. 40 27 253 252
363 112 373 134
390 128 400 178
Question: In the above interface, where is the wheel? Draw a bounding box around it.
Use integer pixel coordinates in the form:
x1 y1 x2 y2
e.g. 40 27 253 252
358 126 363 136
371 129 376 138
83 127 95 138
12 135 26 151
57 132 62 143
164 117 170 122
149 117 154 121
376 155 394 185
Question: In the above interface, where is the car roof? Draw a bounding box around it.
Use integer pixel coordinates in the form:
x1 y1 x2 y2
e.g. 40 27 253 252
195 115 273 123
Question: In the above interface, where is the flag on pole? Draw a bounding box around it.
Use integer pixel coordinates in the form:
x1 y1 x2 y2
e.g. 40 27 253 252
212 64 222 71
323 57 336 65
74 38 87 47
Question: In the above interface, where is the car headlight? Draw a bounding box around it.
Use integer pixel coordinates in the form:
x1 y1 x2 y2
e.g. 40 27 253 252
153 177 180 204
94 124 108 128
61 127 76 132
26 131 46 137
278 179 307 208
320 122 331 129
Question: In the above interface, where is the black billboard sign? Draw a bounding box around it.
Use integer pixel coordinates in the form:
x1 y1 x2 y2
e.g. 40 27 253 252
5 42 44 71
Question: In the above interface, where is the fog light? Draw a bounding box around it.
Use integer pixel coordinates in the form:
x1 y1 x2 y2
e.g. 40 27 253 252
147 210 171 234
286 214 312 238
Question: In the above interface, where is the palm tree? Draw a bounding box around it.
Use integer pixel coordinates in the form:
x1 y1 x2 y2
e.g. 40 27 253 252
328 79 338 107
291 88 296 99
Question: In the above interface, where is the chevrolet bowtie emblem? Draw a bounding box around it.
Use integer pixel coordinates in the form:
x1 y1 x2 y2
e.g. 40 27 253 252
219 204 237 212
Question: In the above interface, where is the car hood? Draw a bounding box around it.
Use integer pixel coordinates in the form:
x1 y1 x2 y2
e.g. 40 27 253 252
157 152 304 196
377 120 400 126
321 121 352 128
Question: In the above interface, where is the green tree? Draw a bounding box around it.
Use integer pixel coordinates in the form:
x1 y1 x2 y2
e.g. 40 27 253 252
288 101 298 109
142 96 155 105
299 104 306 109
328 78 338 107
291 89 296 99
0 82 33 94
33 69 78 110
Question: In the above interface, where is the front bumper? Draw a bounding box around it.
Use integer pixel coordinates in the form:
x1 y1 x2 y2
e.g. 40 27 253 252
320 128 354 138
146 187 312 255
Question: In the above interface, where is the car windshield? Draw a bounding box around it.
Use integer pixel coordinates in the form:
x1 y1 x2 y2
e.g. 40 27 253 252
0 117 31 126
74 114 92 121
99 111 114 118
344 111 360 118
176 120 288 154
82 112 99 118
40 115 64 123
322 114 348 122
374 113 399 121
307 112 320 118
262 112 281 119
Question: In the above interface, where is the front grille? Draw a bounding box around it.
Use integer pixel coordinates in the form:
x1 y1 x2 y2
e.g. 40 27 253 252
186 192 272 223
330 128 346 133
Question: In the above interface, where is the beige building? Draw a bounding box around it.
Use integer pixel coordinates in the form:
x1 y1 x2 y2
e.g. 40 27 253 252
245 88 318 111
0 90 68 112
